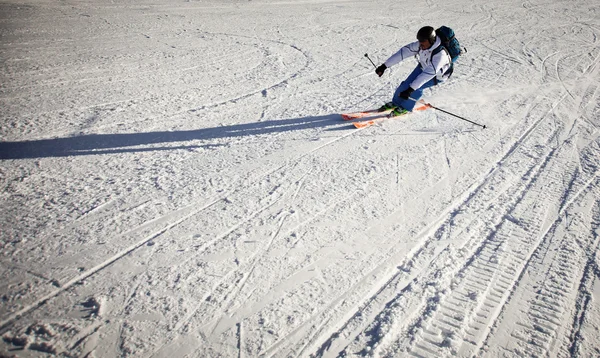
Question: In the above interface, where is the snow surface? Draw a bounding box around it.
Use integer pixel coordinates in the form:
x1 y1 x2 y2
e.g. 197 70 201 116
1 0 600 356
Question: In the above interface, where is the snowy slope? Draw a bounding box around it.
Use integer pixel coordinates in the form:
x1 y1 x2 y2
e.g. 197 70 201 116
1 0 599 356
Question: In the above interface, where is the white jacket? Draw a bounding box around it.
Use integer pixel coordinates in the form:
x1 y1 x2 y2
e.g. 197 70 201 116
384 37 452 90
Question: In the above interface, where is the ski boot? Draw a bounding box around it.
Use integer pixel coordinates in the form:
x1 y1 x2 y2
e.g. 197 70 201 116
389 107 409 117
378 102 397 112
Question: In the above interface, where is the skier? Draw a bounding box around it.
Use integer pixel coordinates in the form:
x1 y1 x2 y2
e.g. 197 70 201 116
375 26 453 117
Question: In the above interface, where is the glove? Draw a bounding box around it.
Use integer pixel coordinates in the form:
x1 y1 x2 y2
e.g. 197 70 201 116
399 87 415 100
375 64 387 77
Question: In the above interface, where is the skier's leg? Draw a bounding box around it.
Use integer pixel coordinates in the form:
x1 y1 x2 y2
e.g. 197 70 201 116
405 78 437 105
394 73 439 111
392 66 423 111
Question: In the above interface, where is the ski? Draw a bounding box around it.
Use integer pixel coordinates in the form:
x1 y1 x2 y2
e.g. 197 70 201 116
341 109 389 120
352 104 431 129
353 114 397 128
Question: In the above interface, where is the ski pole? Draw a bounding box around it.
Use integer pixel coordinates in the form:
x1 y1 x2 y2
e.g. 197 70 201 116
411 98 487 129
364 53 377 68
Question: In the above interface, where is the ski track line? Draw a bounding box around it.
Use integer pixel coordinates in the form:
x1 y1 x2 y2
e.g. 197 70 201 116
512 204 596 356
376 138 563 357
229 174 407 356
238 321 244 358
4 31 310 137
308 77 579 356
558 50 600 138
169 126 364 278
454 154 575 356
479 177 600 357
18 43 574 357
393 113 600 356
154 171 297 278
274 140 531 356
384 133 561 355
153 172 390 358
578 57 600 114
257 241 420 358
314 112 548 353
291 163 512 357
540 51 560 86
3 188 149 261
184 31 311 115
144 123 385 354
0 193 221 331
39 198 152 259
170 164 309 285
206 170 415 343
306 242 453 358
408 91 598 355
568 199 600 357
0 126 351 333
140 195 292 355
204 212 290 335
4 3 597 355
290 167 312 202
2 58 200 93
300 187 488 351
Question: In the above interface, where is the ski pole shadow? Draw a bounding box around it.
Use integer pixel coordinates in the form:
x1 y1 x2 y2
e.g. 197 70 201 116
0 114 349 160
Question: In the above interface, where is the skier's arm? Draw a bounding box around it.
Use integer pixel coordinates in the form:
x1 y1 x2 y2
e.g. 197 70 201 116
384 41 420 68
409 49 451 89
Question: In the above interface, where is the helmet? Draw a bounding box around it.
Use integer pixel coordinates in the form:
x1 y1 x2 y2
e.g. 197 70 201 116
417 26 436 44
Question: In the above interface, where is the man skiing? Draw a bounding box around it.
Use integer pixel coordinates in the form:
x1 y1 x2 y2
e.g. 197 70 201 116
375 26 453 117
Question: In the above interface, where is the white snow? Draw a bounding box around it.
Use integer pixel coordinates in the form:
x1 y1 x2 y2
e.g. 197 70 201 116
1 0 600 356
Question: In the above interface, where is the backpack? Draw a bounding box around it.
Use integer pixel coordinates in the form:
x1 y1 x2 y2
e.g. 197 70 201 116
433 26 462 63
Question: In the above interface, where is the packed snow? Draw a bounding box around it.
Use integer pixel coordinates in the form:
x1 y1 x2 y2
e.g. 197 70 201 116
1 0 600 356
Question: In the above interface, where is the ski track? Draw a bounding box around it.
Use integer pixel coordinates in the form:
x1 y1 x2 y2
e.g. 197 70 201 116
149 167 394 357
278 89 558 356
304 30 600 357
0 98 362 331
2 0 600 356
312 119 555 356
568 199 600 357
0 88 376 350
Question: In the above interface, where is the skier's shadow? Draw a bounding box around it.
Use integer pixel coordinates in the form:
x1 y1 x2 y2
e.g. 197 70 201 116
0 114 349 160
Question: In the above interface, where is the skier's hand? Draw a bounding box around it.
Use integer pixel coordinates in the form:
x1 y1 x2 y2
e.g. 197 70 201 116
375 64 387 77
399 87 415 100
